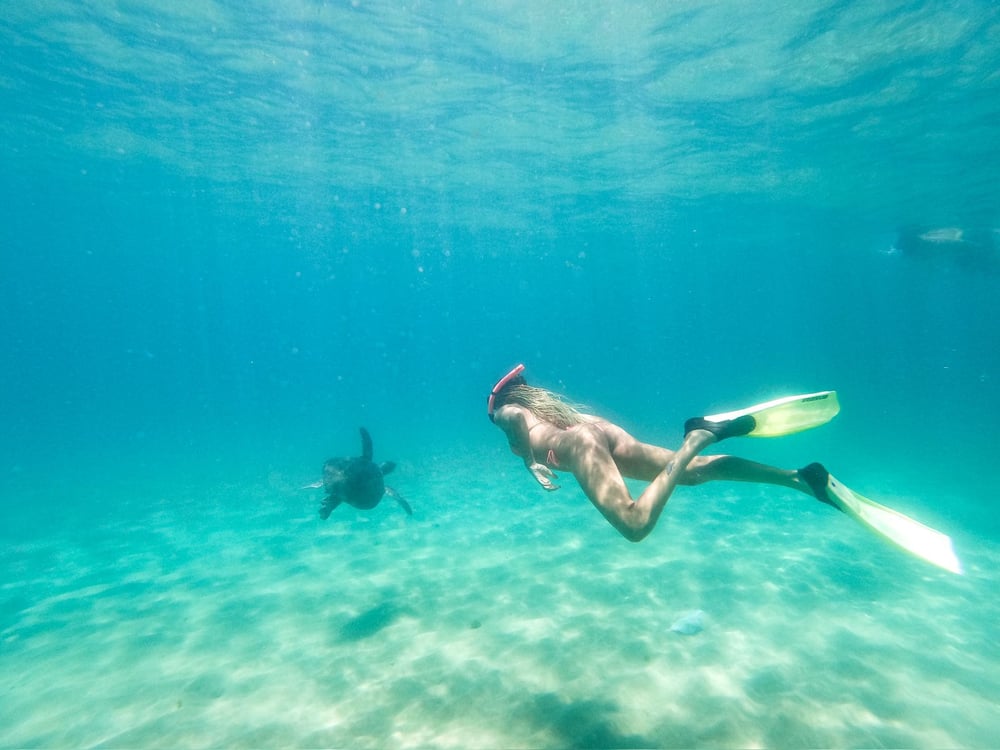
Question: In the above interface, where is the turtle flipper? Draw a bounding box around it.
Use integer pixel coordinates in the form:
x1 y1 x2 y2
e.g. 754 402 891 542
386 486 412 516
359 427 373 461
320 495 342 520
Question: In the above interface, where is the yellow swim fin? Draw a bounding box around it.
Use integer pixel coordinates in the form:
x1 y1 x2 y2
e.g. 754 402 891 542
686 390 840 440
801 463 963 575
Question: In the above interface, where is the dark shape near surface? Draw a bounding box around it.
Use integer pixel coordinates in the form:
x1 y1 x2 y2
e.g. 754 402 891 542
318 427 412 519
893 225 999 273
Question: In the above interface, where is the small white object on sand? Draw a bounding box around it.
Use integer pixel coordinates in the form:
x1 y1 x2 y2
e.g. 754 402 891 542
670 609 705 636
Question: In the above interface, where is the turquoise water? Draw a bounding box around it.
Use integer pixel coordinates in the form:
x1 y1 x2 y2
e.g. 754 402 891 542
2 2 999 747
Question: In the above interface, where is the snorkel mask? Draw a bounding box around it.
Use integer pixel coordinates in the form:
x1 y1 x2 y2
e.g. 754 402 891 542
487 363 526 422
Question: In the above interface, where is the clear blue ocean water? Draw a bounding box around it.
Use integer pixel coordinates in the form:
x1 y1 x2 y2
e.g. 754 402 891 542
2 2 999 747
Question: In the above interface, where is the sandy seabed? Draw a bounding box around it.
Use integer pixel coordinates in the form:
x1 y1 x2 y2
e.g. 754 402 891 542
2 452 997 748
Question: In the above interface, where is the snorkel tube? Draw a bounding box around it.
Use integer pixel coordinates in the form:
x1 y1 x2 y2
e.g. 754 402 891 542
487 363 526 422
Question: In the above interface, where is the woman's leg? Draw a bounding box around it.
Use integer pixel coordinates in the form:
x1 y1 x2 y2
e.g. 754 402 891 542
605 423 810 495
569 426 718 542
682 454 806 492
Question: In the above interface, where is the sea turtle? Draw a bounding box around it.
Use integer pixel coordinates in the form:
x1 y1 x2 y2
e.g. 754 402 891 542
307 427 412 519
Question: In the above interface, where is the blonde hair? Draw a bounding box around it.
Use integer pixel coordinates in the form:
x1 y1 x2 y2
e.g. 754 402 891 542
502 384 588 429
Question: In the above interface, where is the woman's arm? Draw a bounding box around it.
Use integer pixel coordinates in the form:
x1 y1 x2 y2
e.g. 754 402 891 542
493 405 533 461
493 406 560 491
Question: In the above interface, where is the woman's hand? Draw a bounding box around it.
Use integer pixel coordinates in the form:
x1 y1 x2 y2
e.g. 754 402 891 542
529 462 560 491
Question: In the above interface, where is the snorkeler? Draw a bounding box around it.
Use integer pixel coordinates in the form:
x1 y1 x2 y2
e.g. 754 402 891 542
488 364 961 573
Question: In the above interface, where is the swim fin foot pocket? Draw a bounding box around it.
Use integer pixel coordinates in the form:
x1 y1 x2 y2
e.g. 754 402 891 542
684 414 756 441
799 462 843 512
